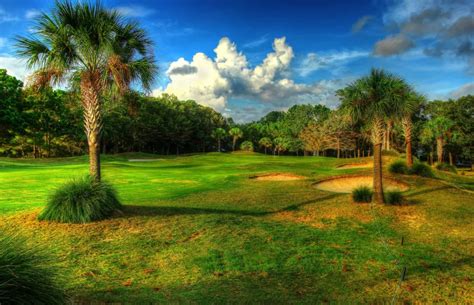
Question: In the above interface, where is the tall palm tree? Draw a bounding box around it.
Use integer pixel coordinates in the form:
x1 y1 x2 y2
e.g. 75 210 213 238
337 69 410 203
16 1 156 181
212 128 226 152
422 116 454 164
400 92 425 166
229 127 243 151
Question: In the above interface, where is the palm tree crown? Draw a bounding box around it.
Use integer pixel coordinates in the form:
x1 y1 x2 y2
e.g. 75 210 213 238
16 0 157 180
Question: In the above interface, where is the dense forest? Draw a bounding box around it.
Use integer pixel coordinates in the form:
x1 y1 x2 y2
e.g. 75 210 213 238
1 68 473 164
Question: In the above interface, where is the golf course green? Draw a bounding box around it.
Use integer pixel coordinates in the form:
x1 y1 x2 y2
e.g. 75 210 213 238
0 152 473 303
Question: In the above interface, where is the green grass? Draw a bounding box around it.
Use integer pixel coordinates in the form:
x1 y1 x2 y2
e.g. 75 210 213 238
0 152 473 303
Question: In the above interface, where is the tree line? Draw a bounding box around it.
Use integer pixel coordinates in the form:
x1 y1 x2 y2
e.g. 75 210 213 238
1 67 472 167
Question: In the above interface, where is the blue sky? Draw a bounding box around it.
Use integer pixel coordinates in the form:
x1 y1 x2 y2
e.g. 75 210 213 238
0 0 473 121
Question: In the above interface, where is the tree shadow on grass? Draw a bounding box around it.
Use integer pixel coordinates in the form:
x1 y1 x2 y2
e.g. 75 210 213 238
405 185 452 198
119 193 341 218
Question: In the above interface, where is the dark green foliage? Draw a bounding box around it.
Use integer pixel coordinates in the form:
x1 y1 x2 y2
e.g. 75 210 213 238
384 191 404 205
240 141 254 152
409 162 434 178
435 163 457 174
352 186 373 203
389 160 409 174
0 231 66 304
38 176 122 223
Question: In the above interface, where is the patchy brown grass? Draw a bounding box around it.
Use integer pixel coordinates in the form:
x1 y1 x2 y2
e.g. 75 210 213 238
251 173 306 181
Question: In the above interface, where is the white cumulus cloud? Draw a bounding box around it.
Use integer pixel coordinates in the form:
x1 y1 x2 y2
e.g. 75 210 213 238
0 56 28 81
155 37 342 117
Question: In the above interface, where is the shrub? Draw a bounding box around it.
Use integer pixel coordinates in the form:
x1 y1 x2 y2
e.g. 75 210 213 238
385 191 404 205
39 176 122 223
435 163 457 174
409 162 434 178
382 150 400 157
240 141 254 152
352 186 373 203
0 231 66 304
389 160 409 174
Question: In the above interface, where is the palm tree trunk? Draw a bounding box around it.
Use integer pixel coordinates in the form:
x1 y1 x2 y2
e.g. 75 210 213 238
436 136 443 163
81 74 102 181
402 117 413 166
372 117 385 204
264 147 267 154
232 138 236 151
449 152 453 166
217 138 221 152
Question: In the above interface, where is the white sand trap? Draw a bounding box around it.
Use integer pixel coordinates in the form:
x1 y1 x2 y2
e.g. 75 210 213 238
128 159 164 162
252 173 305 181
315 175 409 193
337 162 372 169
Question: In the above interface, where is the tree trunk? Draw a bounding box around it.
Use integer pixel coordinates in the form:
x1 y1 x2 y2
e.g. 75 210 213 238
337 139 340 158
264 147 267 154
402 117 413 167
436 136 444 163
372 117 385 204
217 139 221 152
448 152 453 166
81 73 102 181
232 138 236 151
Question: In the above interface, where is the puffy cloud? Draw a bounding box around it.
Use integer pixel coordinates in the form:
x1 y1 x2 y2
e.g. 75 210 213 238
450 82 474 98
0 56 28 81
444 15 474 38
155 37 341 120
298 50 368 76
374 34 415 56
352 15 372 33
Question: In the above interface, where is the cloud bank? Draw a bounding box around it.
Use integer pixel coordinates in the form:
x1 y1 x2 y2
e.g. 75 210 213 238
154 37 342 117
377 0 474 72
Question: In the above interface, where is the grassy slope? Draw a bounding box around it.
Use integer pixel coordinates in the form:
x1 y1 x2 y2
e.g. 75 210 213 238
0 153 473 304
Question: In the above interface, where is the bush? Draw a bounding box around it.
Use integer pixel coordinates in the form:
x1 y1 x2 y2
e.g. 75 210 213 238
385 191 404 205
435 163 457 174
0 231 66 304
352 186 373 203
39 176 122 223
389 160 409 174
409 162 434 178
240 141 254 152
382 150 400 157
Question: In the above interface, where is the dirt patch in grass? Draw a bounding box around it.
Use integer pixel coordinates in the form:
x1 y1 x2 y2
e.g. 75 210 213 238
250 173 306 181
314 175 409 193
337 162 372 169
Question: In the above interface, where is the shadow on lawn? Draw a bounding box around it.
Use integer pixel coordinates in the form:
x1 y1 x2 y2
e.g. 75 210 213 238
120 193 341 218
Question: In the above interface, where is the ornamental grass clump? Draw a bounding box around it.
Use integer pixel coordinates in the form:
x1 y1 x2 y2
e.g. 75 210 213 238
39 176 122 223
0 231 67 304
352 186 373 203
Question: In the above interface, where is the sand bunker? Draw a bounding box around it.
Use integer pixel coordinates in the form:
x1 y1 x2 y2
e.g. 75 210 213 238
252 173 306 181
337 162 372 169
314 175 409 193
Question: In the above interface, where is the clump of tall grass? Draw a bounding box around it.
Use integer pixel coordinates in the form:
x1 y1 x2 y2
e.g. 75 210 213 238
0 231 67 304
435 163 457 174
389 160 409 174
39 176 122 223
352 186 373 203
385 191 404 205
409 162 434 178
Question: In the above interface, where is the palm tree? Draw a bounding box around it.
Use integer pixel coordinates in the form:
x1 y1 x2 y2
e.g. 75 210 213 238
400 92 425 166
338 69 410 203
422 116 454 163
16 1 156 181
212 128 226 152
258 137 273 154
229 127 243 151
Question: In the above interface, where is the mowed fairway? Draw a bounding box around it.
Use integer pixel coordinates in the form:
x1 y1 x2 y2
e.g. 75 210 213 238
0 153 473 304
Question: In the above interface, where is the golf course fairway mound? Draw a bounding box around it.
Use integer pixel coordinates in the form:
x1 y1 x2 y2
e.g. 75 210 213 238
315 175 409 193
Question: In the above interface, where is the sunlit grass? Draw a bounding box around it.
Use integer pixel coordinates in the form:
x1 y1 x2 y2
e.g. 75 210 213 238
0 153 473 303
